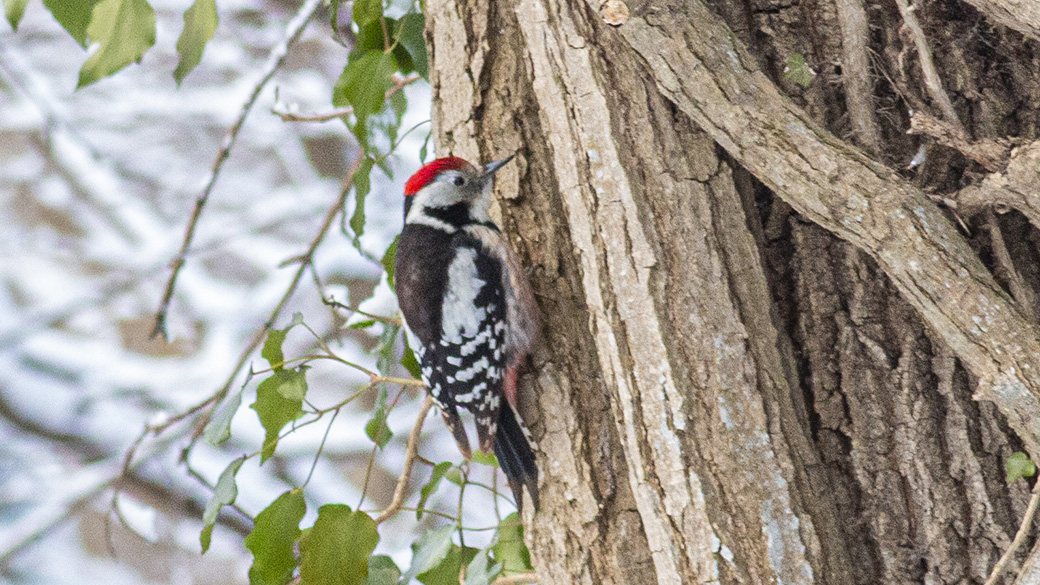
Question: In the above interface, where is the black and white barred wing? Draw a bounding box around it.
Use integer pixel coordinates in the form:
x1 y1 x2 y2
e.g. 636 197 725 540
411 240 507 456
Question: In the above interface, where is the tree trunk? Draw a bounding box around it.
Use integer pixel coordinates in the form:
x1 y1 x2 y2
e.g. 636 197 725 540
426 0 1040 583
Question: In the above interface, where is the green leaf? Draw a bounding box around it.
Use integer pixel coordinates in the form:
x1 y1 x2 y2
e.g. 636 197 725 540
1006 451 1038 484
274 368 308 401
417 545 478 585
77 0 157 88
365 555 400 585
200 457 246 553
349 319 377 330
364 385 393 449
204 387 243 446
463 549 500 585
419 132 431 164
444 468 463 487
416 461 452 520
352 0 382 28
783 54 816 88
376 322 400 375
246 490 307 585
332 51 397 149
352 19 386 53
251 371 305 462
400 343 422 379
472 450 498 468
401 525 455 583
3 0 29 31
263 328 290 370
43 0 100 45
350 157 376 239
381 236 399 290
396 13 427 79
299 505 379 585
491 513 531 575
385 90 408 146
173 0 217 85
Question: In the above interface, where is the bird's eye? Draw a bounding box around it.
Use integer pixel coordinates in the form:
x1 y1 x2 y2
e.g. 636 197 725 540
452 176 466 186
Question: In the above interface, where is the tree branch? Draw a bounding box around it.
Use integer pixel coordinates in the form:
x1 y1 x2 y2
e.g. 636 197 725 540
893 0 962 129
908 110 1011 172
152 0 323 341
955 140 1040 228
375 395 434 525
834 0 880 153
615 0 1040 457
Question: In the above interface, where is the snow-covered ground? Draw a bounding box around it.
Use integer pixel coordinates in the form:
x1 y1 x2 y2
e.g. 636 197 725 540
0 2 506 582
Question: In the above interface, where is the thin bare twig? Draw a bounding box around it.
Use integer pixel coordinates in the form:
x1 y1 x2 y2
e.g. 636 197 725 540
271 73 422 123
152 0 324 341
494 573 539 585
375 395 435 524
324 296 403 325
893 0 962 130
983 479 1040 585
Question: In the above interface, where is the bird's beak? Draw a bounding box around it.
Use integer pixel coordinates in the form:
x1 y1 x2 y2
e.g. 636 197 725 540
482 154 515 178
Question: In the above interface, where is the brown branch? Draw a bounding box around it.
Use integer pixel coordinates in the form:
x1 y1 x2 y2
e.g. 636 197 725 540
908 110 1011 172
151 0 324 341
956 140 1040 228
984 479 1040 585
834 0 880 153
893 0 962 129
375 395 434 525
271 73 422 123
616 0 1040 458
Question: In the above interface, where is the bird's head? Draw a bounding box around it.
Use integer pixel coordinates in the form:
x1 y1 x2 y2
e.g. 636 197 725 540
402 155 514 228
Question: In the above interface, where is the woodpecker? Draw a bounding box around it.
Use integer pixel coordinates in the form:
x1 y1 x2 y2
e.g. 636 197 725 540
394 155 540 509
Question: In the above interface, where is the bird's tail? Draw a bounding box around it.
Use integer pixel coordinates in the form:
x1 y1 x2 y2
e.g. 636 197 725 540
493 403 539 511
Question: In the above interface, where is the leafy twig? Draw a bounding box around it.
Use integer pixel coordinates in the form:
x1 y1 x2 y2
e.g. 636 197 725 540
152 0 324 340
271 73 422 123
113 152 368 545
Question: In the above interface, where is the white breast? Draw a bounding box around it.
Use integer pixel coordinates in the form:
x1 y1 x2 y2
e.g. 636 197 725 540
441 247 487 344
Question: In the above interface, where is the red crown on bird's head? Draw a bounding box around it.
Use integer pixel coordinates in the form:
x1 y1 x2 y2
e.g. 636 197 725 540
404 157 473 196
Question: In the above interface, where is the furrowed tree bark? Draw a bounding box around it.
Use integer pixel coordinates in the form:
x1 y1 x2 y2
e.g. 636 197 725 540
426 0 1040 583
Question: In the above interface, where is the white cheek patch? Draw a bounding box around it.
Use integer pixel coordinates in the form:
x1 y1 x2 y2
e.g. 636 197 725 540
441 247 486 344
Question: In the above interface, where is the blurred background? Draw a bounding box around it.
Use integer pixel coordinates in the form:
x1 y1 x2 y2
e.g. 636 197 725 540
0 1 505 582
